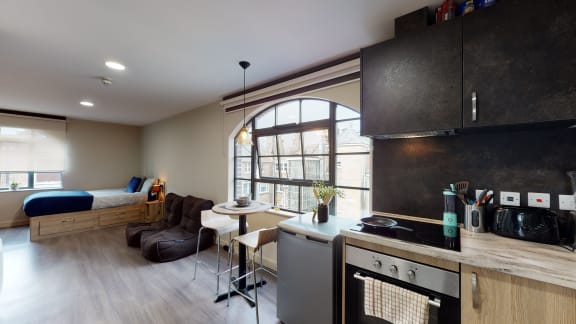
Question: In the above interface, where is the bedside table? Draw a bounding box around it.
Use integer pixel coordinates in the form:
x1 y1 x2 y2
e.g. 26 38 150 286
144 201 164 222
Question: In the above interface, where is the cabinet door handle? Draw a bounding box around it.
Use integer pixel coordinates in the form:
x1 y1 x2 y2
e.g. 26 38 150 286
472 272 479 309
472 92 478 122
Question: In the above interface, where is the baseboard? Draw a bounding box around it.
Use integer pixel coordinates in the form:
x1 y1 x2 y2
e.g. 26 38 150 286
0 218 29 229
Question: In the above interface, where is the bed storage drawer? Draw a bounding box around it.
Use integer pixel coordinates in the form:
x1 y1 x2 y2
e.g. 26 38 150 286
37 212 97 236
98 205 142 227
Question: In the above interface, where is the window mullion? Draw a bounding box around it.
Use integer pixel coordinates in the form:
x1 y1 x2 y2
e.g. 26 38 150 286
329 101 337 213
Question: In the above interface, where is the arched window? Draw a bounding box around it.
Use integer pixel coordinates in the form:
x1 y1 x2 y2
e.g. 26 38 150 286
234 98 370 219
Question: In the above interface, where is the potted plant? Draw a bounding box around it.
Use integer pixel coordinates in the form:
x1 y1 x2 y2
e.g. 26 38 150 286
10 180 18 191
312 181 343 223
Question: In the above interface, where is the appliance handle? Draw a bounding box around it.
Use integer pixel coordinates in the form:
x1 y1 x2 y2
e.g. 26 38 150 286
353 272 442 308
472 91 478 122
472 272 479 309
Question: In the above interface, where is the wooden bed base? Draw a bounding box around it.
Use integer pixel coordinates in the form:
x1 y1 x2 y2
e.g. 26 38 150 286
29 204 144 241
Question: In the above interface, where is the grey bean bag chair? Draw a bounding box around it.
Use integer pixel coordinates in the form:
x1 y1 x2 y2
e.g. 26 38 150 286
125 193 184 248
140 195 214 262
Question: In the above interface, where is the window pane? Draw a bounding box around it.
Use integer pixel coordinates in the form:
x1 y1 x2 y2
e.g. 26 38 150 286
335 188 370 219
302 129 329 154
275 184 299 211
301 100 329 122
235 180 251 198
235 157 251 179
336 154 370 188
336 120 370 153
277 101 299 125
301 186 317 212
277 133 301 155
255 108 275 129
304 156 329 181
258 156 279 178
34 172 62 189
279 157 303 180
336 105 360 120
2 172 29 189
257 136 277 156
255 182 273 204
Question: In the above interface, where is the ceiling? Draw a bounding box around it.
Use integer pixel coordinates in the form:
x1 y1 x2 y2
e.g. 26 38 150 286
0 0 440 126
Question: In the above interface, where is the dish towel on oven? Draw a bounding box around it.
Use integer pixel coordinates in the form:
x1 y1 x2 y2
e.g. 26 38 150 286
364 276 430 324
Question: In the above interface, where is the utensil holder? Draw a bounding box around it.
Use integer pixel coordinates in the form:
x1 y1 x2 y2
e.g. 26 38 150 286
465 205 486 233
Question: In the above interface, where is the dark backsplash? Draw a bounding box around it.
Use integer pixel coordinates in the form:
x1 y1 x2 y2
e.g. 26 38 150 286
372 127 576 222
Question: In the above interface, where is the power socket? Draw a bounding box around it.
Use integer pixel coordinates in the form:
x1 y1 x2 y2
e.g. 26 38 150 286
527 192 550 208
500 191 520 206
559 195 576 211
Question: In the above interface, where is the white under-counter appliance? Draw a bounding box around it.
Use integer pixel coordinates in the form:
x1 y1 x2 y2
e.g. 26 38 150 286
277 213 356 324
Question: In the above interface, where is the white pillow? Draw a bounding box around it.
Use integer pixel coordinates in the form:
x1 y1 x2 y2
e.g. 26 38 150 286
139 178 155 193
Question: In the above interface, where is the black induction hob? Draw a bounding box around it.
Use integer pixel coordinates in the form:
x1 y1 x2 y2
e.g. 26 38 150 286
350 215 461 251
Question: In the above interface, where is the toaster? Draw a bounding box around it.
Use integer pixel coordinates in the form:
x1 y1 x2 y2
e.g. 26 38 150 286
492 206 560 244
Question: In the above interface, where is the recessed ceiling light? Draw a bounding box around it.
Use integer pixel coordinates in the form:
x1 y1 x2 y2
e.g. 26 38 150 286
105 61 126 71
80 101 94 107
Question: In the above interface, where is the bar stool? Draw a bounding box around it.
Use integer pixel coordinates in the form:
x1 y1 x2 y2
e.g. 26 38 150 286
193 210 242 295
227 227 278 324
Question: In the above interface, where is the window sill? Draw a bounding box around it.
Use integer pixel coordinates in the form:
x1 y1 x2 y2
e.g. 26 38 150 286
265 208 302 218
0 187 63 193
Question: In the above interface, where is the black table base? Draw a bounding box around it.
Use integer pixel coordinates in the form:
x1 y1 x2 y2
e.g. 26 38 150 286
214 280 267 307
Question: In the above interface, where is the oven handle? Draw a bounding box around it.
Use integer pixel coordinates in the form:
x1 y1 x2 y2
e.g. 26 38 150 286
353 272 442 308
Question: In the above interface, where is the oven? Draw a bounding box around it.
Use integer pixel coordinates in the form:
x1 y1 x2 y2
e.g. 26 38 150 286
345 245 460 324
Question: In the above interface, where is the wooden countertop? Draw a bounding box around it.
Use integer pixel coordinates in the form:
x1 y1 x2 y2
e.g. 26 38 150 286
341 228 576 290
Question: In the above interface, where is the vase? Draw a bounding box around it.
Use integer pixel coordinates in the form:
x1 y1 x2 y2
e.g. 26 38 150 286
317 204 328 223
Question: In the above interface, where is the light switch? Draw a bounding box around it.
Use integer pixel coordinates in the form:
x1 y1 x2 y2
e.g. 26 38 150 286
527 192 550 208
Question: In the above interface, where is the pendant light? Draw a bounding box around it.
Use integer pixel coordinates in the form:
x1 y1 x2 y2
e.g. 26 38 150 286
236 61 252 145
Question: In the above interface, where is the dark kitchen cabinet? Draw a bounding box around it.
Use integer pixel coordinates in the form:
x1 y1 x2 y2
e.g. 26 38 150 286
361 18 462 136
463 0 576 128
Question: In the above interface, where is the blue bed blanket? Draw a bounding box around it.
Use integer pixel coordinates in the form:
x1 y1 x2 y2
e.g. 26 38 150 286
23 191 94 217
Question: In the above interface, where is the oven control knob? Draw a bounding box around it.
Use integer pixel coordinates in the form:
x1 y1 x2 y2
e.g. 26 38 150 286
407 270 416 280
372 260 382 269
389 265 398 274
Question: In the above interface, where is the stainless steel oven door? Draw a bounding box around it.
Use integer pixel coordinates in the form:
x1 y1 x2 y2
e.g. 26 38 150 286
345 246 460 324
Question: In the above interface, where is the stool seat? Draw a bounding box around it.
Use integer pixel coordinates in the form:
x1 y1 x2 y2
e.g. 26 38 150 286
201 212 241 235
233 227 277 250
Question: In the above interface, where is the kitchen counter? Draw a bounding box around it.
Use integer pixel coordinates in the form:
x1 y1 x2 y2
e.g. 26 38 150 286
341 227 576 290
278 213 357 241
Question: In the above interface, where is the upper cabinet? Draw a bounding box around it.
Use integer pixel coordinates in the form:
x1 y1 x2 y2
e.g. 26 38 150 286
361 18 462 136
463 0 576 128
362 0 576 137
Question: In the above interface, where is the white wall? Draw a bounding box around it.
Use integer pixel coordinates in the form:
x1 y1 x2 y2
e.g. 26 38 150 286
0 119 141 228
141 81 360 269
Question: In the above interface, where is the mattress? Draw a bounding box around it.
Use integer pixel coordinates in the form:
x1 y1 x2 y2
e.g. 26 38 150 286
88 188 147 210
23 190 94 217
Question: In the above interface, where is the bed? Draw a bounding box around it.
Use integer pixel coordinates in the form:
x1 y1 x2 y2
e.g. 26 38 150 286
26 177 157 241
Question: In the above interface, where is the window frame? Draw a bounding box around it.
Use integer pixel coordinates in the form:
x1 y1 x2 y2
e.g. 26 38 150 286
234 98 370 215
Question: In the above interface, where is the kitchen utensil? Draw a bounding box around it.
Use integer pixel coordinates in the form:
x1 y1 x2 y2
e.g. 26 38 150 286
475 189 488 206
492 207 560 244
454 181 470 205
360 216 413 231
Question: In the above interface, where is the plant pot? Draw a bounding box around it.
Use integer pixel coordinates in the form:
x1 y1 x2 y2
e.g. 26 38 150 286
317 204 328 223
10 184 18 191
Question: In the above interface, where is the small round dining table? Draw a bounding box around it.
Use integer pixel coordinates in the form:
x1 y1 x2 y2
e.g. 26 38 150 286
212 200 271 305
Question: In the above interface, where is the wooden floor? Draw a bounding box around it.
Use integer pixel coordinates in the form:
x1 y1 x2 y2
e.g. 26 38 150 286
0 226 281 324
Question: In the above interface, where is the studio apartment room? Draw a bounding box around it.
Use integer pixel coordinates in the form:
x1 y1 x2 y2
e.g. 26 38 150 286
0 0 575 323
